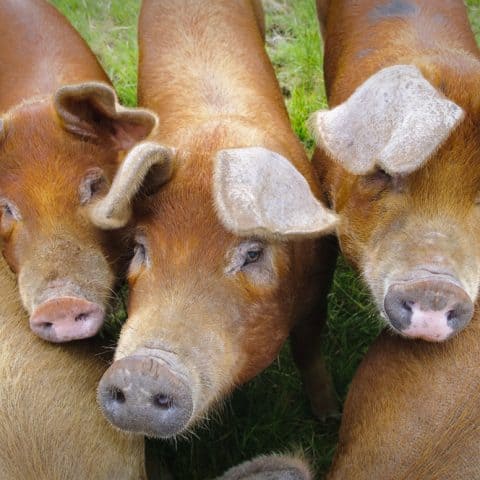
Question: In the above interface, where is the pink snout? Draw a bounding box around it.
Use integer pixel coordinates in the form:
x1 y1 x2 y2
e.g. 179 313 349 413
29 297 105 342
384 279 474 342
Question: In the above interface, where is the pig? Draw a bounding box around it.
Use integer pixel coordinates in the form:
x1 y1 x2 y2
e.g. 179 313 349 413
326 312 480 479
309 0 480 342
0 254 147 479
2 244 307 479
89 0 339 438
0 0 157 342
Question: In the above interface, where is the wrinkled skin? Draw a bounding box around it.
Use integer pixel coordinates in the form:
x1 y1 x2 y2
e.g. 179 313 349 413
313 0 480 341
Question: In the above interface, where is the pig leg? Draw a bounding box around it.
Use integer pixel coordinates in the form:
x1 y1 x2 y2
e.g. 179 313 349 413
290 235 338 419
215 454 312 480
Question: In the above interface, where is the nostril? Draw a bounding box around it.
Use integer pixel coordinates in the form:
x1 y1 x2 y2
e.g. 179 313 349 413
447 309 456 322
41 322 53 329
402 300 413 312
152 393 173 410
75 313 88 322
108 387 126 404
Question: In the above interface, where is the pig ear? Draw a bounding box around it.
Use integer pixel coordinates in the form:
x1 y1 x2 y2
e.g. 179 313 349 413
54 82 157 150
89 142 174 229
213 147 338 239
215 454 313 480
309 65 464 176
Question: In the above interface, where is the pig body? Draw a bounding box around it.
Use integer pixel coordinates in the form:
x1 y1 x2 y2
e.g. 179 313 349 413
327 312 480 479
94 0 338 437
0 0 156 342
310 0 480 341
0 256 146 479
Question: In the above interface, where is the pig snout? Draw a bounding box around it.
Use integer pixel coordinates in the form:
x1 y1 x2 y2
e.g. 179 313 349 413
97 355 193 438
29 297 104 342
384 278 474 341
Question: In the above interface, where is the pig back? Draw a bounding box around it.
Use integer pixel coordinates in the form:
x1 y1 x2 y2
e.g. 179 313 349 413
0 0 109 112
0 259 146 480
328 314 480 479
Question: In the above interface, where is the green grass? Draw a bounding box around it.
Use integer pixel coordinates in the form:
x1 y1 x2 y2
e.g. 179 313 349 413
49 1 480 478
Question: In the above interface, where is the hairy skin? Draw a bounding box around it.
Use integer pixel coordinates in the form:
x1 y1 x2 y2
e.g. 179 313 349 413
327 310 480 479
98 0 337 436
312 1 480 476
313 0 480 337
0 0 155 342
0 254 146 479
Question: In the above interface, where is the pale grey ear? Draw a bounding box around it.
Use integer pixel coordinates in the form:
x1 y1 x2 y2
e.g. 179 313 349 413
54 82 158 150
89 142 174 229
213 147 338 239
215 454 312 480
310 65 465 176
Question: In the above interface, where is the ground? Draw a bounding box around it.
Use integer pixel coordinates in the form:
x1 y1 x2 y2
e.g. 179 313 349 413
48 1 480 478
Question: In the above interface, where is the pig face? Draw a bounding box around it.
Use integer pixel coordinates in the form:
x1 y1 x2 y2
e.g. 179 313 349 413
0 83 157 342
93 139 337 438
311 64 478 342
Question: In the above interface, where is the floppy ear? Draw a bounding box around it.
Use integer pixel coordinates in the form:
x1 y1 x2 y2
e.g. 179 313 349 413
54 82 157 150
213 147 338 239
215 454 312 480
310 65 464 176
89 142 174 229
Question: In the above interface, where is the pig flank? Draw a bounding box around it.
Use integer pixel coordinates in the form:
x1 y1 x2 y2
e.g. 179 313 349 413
0 0 156 342
95 0 338 437
0 254 146 479
310 0 480 341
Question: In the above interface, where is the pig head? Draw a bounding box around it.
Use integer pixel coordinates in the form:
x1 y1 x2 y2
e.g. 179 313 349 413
310 64 480 341
0 83 157 342
90 133 338 438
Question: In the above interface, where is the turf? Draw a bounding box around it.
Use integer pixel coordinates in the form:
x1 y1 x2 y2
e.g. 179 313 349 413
48 1 480 478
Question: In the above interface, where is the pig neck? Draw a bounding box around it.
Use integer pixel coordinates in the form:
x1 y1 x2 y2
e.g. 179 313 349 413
0 0 108 112
323 0 480 108
138 0 307 168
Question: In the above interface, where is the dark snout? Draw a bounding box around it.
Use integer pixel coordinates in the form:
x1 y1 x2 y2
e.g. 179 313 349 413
97 354 193 438
30 297 104 342
384 278 473 341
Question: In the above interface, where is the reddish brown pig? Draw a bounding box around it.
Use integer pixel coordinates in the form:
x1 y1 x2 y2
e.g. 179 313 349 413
326 312 480 479
0 253 147 479
89 0 339 437
309 0 480 342
0 0 157 342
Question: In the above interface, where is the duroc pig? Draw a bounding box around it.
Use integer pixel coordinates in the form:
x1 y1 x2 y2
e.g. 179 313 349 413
310 0 480 342
90 0 339 437
0 0 157 342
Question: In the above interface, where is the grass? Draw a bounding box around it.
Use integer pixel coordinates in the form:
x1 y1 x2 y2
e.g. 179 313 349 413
49 1 480 478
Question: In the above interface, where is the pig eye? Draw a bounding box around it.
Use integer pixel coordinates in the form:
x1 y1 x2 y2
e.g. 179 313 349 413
130 235 149 275
79 168 107 205
0 198 21 238
133 242 146 262
243 248 263 266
